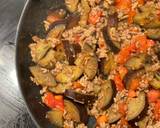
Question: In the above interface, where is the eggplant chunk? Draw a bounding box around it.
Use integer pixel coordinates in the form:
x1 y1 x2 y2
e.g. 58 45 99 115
64 100 80 122
107 12 118 28
137 116 149 128
87 116 96 128
102 27 120 54
62 40 81 65
146 29 160 41
47 21 66 39
64 89 97 106
47 8 67 23
35 41 51 61
29 66 56 87
98 80 113 109
102 12 120 53
66 12 80 29
150 78 160 89
75 103 88 124
82 43 94 54
79 0 90 26
49 84 71 94
124 69 145 90
46 108 63 127
125 54 146 70
38 50 56 69
54 51 66 62
107 104 121 123
55 66 83 83
84 56 98 80
133 4 160 28
55 43 66 61
100 53 116 75
127 92 146 121
65 0 79 13
75 53 89 67
150 71 160 89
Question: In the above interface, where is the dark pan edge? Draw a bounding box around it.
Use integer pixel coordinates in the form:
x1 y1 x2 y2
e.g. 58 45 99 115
15 0 41 128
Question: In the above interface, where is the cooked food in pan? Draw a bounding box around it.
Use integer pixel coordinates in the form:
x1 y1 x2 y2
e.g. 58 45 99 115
29 0 160 127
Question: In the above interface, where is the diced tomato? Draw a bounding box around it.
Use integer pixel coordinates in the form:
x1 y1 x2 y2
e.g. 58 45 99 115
157 10 160 20
88 10 102 25
128 90 137 98
128 9 136 24
132 35 155 53
74 35 81 43
73 82 84 89
154 100 160 121
115 0 132 10
137 0 144 5
116 43 136 64
97 115 108 125
117 35 155 64
118 102 127 116
147 90 160 103
113 73 125 91
130 78 140 90
147 39 155 47
43 92 64 111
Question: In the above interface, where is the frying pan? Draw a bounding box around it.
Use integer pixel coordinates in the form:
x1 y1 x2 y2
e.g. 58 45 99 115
15 0 65 127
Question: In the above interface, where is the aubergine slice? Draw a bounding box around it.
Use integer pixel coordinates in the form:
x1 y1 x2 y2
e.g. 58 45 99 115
127 92 146 121
100 53 116 75
64 89 97 106
146 29 160 41
150 71 160 89
47 8 67 23
29 66 56 87
34 41 51 62
65 0 79 13
125 53 146 70
54 51 66 62
84 56 98 80
102 25 120 54
124 69 145 90
66 12 80 29
87 116 96 128
64 100 80 122
137 116 149 128
75 103 88 124
62 40 81 65
46 108 64 127
107 104 121 123
98 80 114 109
47 20 66 39
79 0 90 26
48 84 71 94
102 27 120 54
38 49 56 69
74 53 87 66
102 13 120 54
107 12 118 28
133 4 160 28
150 78 160 89
82 43 94 54
55 65 83 83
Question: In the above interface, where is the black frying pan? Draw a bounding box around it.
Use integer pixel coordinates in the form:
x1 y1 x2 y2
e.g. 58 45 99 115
15 0 65 127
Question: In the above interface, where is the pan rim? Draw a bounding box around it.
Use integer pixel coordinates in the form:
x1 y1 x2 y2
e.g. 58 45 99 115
15 0 41 127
